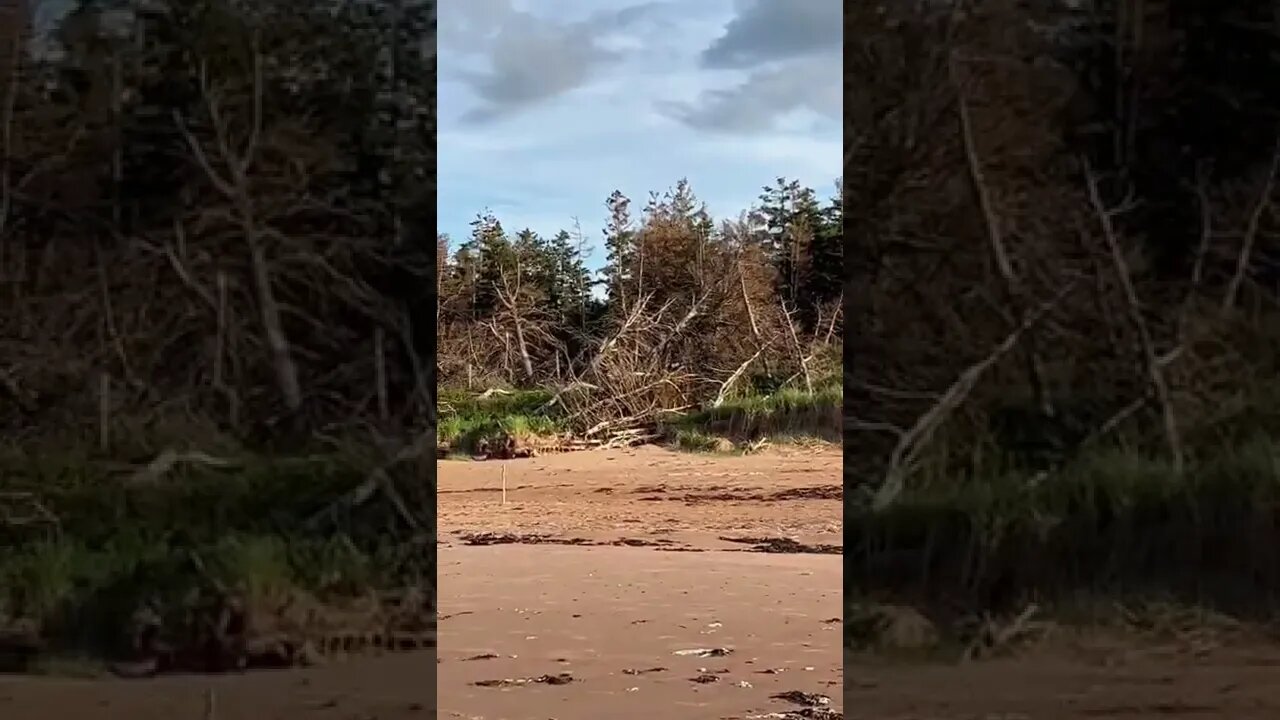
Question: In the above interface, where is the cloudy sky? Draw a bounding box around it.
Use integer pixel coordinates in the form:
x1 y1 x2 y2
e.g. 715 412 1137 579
438 0 842 269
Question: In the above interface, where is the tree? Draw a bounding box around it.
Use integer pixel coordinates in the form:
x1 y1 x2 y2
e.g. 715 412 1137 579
437 177 843 404
602 189 635 308
0 0 436 441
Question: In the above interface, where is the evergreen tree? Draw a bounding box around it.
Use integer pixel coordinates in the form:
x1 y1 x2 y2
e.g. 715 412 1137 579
755 177 841 331
467 211 512 319
602 189 635 307
540 229 592 329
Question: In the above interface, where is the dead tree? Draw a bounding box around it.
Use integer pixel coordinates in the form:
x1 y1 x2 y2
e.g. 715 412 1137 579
173 47 302 413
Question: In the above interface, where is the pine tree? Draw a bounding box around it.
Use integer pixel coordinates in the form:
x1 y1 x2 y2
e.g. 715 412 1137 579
541 229 592 328
809 179 844 310
757 177 803 305
468 212 513 319
602 189 635 307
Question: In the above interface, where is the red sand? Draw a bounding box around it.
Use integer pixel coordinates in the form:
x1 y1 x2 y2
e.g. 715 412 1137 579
6 446 1280 718
436 445 844 719
438 544 841 719
847 647 1280 719
0 445 844 719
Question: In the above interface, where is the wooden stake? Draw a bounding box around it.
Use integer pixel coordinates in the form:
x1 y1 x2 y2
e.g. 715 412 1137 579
501 463 507 505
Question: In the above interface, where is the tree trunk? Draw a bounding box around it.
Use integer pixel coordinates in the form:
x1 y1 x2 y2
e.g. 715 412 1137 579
248 240 302 411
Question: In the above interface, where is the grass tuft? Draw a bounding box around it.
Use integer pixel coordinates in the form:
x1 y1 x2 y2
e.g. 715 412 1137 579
852 433 1280 620
0 439 426 672
663 386 842 447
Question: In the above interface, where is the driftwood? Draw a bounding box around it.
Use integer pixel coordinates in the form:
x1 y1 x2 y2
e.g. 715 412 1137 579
125 449 238 486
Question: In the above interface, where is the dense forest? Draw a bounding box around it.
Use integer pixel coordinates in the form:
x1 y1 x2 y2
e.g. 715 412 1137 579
1 0 435 449
437 177 844 437
849 0 1280 613
0 0 437 666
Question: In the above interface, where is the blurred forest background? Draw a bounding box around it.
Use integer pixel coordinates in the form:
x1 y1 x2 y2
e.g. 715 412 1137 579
849 0 1280 614
0 0 436 670
1 0 435 449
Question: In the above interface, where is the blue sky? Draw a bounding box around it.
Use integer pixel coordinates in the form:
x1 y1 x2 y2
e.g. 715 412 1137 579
438 0 842 270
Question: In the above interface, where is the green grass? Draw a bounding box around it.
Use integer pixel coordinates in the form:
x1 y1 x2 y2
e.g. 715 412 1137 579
435 385 842 455
0 532 394 651
690 385 843 420
851 433 1280 620
438 388 556 419
0 443 427 671
667 428 730 452
439 413 563 449
663 386 842 448
437 389 566 455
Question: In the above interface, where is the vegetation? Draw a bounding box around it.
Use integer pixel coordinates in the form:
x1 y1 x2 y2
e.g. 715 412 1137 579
0 443 429 671
663 385 842 447
437 384 842 457
853 435 1280 610
438 389 565 456
437 177 844 448
0 0 433 669
850 0 1280 628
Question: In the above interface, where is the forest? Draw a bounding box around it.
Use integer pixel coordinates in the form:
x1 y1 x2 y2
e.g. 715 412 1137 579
2 0 435 445
849 0 1280 620
0 0 435 670
436 177 844 454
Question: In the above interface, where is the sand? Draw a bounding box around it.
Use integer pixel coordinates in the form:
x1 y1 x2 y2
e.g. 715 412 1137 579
7 444 1280 718
0 444 844 719
438 544 841 720
436 444 844 720
847 647 1280 719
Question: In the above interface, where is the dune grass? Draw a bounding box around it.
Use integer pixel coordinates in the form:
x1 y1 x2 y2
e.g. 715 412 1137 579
437 389 567 455
666 428 730 452
0 444 426 671
851 433 1280 620
437 384 842 456
438 388 556 418
663 385 842 449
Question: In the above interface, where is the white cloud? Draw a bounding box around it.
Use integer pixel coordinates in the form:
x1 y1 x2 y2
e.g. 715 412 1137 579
438 0 842 268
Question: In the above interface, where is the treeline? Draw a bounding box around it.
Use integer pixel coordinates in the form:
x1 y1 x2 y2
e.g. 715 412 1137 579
437 178 843 426
850 0 1280 497
0 0 434 447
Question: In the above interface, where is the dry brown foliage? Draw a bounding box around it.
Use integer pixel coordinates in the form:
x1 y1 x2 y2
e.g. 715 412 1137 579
850 1 1280 495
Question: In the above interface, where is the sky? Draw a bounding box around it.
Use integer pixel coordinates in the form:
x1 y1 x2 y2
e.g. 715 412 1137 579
438 0 842 270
